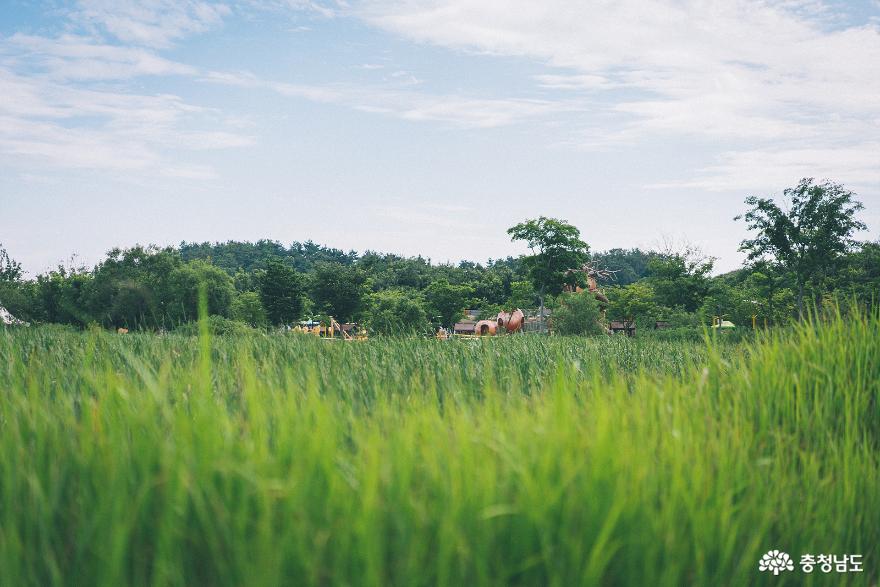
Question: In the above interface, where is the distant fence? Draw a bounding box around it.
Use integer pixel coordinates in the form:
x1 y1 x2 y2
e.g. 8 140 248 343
521 309 550 335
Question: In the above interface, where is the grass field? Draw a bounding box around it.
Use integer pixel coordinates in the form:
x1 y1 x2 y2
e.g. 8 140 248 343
1 311 877 586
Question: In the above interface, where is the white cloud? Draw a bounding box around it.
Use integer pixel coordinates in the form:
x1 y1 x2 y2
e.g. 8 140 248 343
0 0 273 179
202 72 579 128
0 30 252 177
649 144 880 192
0 67 253 176
4 33 196 80
533 74 613 90
376 204 477 229
358 1 879 133
355 0 880 189
71 0 231 48
349 90 565 128
5 0 878 196
0 114 160 171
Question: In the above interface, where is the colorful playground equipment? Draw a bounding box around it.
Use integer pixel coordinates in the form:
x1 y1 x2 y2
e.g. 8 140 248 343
471 309 525 337
294 317 367 340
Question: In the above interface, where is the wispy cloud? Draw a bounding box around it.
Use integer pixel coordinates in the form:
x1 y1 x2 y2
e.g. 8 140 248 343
648 143 880 192
533 73 613 91
374 203 486 238
202 70 580 128
4 0 878 196
0 22 251 178
70 0 231 48
244 0 346 19
4 33 196 80
357 0 880 189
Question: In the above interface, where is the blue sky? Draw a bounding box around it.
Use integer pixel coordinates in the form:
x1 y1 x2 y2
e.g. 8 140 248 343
1 0 878 275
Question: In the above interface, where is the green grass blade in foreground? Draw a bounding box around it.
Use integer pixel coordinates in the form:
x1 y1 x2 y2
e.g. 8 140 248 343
0 309 876 585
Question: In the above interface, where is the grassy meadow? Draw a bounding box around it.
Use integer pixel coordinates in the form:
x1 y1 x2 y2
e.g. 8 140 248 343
0 312 878 586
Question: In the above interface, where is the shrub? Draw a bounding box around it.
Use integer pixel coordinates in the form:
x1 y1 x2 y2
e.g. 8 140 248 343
364 289 430 335
552 291 606 336
174 315 259 336
229 291 267 327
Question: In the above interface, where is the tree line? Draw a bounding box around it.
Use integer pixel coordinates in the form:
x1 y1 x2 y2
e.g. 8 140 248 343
1 178 876 335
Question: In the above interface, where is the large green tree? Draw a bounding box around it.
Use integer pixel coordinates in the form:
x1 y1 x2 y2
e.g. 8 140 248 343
364 289 430 335
736 178 866 318
605 282 658 323
647 252 713 313
229 291 267 327
591 248 657 286
167 260 235 323
506 280 538 310
831 241 880 310
552 292 605 336
0 244 22 283
309 262 367 322
0 245 34 321
260 258 304 326
424 280 474 327
507 217 589 313
736 261 796 325
37 268 94 326
87 246 181 328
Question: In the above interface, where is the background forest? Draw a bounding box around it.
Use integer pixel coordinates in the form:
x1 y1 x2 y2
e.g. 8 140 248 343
2 179 878 336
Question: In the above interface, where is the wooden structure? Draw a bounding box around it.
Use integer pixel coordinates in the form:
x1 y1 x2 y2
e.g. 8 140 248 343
453 321 476 335
609 320 636 336
522 314 549 334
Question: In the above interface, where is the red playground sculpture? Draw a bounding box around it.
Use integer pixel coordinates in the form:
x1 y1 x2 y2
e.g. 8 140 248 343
473 308 525 336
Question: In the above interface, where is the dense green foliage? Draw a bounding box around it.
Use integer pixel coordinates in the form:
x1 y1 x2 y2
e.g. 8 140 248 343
507 216 589 302
646 248 714 312
364 288 431 335
0 309 877 586
260 258 305 326
310 262 368 322
3 234 877 334
229 291 267 327
179 239 358 273
604 281 657 323
591 248 657 285
424 280 476 327
0 244 23 283
737 178 867 318
0 179 876 334
551 292 606 336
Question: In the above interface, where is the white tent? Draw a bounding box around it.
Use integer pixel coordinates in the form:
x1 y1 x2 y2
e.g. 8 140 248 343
0 304 28 326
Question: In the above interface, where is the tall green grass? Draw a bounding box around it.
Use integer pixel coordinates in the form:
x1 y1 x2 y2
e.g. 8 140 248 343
0 312 877 586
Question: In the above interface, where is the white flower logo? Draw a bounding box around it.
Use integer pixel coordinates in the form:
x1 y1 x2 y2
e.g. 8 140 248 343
759 550 794 575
